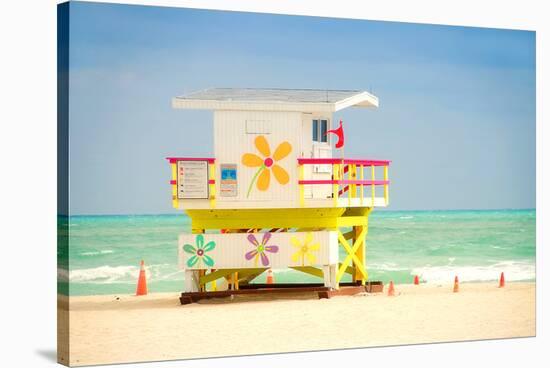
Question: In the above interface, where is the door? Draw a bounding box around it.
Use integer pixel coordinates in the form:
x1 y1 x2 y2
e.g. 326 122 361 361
302 114 333 199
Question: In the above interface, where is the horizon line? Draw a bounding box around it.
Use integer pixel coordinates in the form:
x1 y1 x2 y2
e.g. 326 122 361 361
59 207 536 217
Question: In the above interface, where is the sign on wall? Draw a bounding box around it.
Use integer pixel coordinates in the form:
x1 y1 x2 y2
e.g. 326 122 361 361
178 231 338 270
177 160 209 199
220 164 238 197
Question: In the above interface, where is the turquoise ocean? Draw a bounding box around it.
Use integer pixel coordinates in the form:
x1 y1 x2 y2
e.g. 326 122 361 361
58 210 536 296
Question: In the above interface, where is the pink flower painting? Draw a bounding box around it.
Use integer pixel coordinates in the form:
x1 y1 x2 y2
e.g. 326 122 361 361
245 232 279 267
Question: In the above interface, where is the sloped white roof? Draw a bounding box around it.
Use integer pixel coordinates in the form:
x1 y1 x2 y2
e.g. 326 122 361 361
172 88 378 112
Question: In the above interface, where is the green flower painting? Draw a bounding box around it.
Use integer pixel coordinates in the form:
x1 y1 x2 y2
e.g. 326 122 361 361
183 234 216 268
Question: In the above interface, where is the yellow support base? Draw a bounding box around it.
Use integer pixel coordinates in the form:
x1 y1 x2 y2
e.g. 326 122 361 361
188 206 373 290
186 207 370 231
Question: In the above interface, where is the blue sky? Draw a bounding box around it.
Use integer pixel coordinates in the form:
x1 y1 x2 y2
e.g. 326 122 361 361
66 1 535 215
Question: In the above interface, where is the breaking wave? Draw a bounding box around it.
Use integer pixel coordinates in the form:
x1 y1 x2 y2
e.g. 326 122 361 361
411 261 535 284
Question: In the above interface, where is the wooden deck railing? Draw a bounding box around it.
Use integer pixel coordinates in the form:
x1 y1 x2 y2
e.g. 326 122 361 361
166 157 216 208
297 158 390 207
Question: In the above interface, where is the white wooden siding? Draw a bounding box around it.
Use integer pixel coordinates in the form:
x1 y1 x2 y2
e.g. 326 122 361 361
214 110 302 203
301 114 314 199
178 231 338 270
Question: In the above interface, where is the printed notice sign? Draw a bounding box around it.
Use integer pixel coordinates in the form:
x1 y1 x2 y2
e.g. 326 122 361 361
177 160 209 199
220 164 238 197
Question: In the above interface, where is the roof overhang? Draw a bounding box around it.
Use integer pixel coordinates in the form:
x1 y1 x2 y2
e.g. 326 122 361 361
172 88 379 113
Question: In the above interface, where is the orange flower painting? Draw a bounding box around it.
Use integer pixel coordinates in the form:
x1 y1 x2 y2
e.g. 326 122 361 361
242 136 292 197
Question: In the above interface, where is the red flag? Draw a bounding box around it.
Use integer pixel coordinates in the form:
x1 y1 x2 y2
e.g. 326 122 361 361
325 120 345 149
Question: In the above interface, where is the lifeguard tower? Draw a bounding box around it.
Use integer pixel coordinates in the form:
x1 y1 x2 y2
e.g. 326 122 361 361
167 88 390 303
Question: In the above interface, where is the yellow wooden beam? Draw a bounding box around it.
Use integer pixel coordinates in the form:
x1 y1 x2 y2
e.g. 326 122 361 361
190 215 366 231
299 164 304 207
337 263 355 275
343 230 354 240
332 163 339 207
237 268 267 280
199 269 236 285
336 216 368 227
359 164 364 206
239 269 267 284
289 266 324 278
350 163 357 199
336 233 357 282
336 228 367 282
209 163 216 209
384 165 389 205
199 267 268 286
295 227 319 232
188 208 345 219
186 207 370 233
353 226 366 283
193 217 338 230
371 164 375 204
198 269 206 292
171 163 178 209
233 272 239 290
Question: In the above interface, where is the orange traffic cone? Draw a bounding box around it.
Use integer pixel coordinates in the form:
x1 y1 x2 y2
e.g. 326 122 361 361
266 269 274 284
499 272 505 288
413 275 419 285
136 260 148 296
387 281 395 296
453 275 459 293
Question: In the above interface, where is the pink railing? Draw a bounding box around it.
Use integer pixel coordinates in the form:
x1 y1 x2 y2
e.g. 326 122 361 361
297 158 390 207
297 158 390 166
167 157 216 164
166 157 217 208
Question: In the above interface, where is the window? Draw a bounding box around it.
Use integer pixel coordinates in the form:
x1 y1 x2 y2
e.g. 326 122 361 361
320 119 328 143
312 119 319 141
312 118 329 143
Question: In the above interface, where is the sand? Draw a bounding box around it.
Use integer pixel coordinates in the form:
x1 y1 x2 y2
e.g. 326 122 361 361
59 282 535 366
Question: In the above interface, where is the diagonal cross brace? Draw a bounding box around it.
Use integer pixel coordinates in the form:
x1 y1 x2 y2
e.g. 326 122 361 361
336 228 367 283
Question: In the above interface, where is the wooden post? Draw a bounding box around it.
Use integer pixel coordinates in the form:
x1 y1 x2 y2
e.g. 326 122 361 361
351 226 357 283
184 270 200 292
330 264 338 289
332 163 339 207
359 164 364 206
371 164 375 206
233 272 239 290
198 270 206 292
353 225 365 285
299 163 305 207
350 164 357 199
323 265 337 289
323 265 331 287
171 163 178 209
210 269 217 291
209 162 216 209
384 165 389 205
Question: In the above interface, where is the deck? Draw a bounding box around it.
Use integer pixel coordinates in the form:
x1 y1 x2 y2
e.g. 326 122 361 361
167 157 390 210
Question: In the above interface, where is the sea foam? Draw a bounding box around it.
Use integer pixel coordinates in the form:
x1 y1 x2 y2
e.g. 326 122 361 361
80 250 115 256
68 264 179 284
69 265 139 283
411 261 535 284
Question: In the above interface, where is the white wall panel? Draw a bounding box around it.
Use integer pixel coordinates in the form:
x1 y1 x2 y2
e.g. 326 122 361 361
178 231 338 270
213 110 302 204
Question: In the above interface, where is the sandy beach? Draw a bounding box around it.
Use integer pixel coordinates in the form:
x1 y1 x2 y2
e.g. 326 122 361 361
59 282 535 366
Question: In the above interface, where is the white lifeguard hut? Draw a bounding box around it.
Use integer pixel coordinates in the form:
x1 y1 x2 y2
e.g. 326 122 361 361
167 88 390 302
